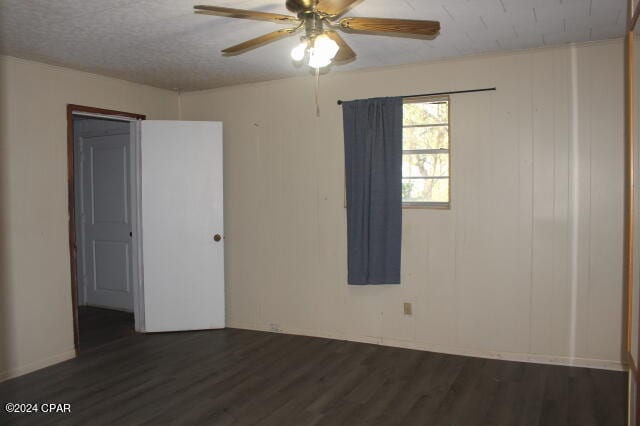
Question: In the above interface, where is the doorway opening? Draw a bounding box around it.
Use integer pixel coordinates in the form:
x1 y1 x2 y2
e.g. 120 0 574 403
67 105 145 353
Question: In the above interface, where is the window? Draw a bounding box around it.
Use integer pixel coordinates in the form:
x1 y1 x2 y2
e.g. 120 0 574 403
402 96 450 208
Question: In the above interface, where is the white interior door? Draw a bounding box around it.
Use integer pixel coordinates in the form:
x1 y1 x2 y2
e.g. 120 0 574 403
75 118 134 311
138 121 225 332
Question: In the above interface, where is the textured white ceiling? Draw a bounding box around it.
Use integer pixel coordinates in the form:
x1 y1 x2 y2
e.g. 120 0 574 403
0 0 626 91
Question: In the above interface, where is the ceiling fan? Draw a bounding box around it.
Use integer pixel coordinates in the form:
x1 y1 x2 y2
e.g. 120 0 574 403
194 0 441 69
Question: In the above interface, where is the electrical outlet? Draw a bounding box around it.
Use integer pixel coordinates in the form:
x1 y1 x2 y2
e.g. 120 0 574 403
403 302 412 315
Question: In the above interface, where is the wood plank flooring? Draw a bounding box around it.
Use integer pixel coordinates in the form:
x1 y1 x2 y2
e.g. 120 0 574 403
0 329 627 425
78 306 135 352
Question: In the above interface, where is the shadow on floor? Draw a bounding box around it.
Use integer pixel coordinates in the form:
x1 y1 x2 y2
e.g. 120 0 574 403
78 306 134 352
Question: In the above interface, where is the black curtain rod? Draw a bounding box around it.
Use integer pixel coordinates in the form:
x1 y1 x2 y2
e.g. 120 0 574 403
336 87 497 105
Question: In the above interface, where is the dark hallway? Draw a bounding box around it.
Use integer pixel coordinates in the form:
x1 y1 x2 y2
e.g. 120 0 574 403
78 306 134 352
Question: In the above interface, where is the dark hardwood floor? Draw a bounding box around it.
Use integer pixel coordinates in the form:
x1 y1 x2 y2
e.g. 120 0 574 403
78 306 135 352
0 329 627 425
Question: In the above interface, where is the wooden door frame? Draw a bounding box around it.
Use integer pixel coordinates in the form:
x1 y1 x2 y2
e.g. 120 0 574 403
66 104 146 354
627 2 640 424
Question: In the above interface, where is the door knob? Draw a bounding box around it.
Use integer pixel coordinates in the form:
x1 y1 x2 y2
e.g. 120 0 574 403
214 234 222 242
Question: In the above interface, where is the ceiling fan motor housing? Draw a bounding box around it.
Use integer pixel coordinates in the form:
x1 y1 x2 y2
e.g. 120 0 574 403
286 0 317 13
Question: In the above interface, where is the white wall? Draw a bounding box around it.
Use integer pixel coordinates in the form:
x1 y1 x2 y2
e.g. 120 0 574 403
0 56 179 380
180 39 625 370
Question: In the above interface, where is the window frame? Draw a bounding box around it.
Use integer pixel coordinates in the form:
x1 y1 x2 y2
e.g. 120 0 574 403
402 95 451 209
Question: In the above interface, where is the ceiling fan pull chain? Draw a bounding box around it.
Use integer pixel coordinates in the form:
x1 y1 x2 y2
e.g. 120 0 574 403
315 66 321 117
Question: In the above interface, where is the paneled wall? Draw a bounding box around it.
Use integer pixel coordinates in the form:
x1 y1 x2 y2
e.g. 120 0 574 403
180 40 625 369
0 56 179 380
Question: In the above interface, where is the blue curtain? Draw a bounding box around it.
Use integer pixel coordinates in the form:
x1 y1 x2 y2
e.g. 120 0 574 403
342 97 403 285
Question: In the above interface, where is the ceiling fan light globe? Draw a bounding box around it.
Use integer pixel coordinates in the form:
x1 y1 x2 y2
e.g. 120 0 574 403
308 48 332 68
290 42 307 61
313 34 340 60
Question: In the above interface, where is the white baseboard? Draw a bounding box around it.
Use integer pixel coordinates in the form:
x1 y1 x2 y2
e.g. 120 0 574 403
228 321 626 372
0 349 76 383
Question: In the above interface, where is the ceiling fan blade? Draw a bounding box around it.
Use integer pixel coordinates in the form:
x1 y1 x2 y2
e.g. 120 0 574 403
194 5 300 24
339 17 440 37
325 31 356 62
222 28 299 55
317 0 361 17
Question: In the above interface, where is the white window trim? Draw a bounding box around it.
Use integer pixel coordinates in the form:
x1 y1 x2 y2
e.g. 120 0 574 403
402 95 451 209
